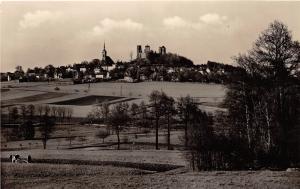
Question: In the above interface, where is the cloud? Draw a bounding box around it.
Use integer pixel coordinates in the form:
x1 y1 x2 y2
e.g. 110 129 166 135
91 18 143 36
163 13 228 30
163 16 189 28
19 10 63 29
199 13 227 25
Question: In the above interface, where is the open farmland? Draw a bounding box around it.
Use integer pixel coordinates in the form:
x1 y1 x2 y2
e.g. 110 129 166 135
50 95 124 106
1 81 226 117
1 92 69 107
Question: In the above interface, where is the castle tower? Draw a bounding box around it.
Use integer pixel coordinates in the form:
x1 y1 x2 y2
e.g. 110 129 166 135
137 45 142 59
144 45 151 54
159 46 166 55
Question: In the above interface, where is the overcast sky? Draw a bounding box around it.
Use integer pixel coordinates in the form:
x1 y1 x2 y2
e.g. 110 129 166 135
1 1 300 72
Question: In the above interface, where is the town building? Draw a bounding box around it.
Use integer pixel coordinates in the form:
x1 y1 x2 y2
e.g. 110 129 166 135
80 67 87 73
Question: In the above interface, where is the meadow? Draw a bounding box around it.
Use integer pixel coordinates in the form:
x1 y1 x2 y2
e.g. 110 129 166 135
2 163 300 189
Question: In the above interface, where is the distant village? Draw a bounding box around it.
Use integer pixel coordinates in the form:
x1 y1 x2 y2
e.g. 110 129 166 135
1 43 241 84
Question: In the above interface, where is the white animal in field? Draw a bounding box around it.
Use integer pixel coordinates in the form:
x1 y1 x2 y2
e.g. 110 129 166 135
9 154 32 163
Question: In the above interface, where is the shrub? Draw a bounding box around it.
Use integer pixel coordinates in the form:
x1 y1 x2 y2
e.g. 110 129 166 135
95 130 110 143
123 135 129 143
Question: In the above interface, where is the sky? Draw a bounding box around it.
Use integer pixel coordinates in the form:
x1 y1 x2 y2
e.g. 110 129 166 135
1 1 300 72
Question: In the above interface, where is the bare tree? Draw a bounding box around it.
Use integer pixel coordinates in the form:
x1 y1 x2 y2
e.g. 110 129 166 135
100 100 110 123
27 104 35 120
130 102 139 135
18 104 36 140
108 102 130 150
149 90 163 150
66 107 74 146
66 107 73 123
161 93 175 150
57 107 66 123
186 108 215 171
20 105 27 121
100 100 110 133
139 101 149 130
177 95 197 148
39 105 55 149
9 107 19 124
225 20 300 167
36 105 44 119
51 106 58 120
86 111 96 125
96 129 110 143
86 103 109 125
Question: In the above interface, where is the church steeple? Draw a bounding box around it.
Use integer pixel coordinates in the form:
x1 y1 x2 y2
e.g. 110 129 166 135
102 42 107 61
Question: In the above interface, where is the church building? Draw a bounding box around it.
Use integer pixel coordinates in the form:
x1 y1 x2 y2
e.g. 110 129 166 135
101 43 115 71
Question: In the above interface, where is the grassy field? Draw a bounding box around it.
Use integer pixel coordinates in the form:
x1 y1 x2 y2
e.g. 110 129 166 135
2 163 300 189
1 92 69 107
1 123 185 150
1 81 226 99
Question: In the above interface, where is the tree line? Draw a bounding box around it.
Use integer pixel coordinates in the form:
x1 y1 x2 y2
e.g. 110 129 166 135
86 91 202 151
184 21 300 171
222 21 300 169
184 20 299 171
2 105 73 149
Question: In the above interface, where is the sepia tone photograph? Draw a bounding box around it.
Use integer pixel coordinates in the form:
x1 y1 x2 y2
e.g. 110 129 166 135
1 0 300 188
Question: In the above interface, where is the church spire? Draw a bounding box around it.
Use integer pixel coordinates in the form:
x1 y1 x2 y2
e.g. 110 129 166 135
102 41 107 61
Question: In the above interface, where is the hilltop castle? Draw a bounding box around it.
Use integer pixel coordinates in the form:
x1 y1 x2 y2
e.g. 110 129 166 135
136 45 166 59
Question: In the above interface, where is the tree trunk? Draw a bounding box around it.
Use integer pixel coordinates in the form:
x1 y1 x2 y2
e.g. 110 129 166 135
117 127 120 150
167 115 171 150
69 137 72 146
156 117 159 150
265 106 271 152
43 140 46 149
245 104 251 149
192 151 195 171
69 130 72 147
278 87 288 167
185 119 188 148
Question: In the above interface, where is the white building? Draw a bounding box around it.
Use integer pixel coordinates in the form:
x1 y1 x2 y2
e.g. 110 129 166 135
80 68 87 73
94 68 101 74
